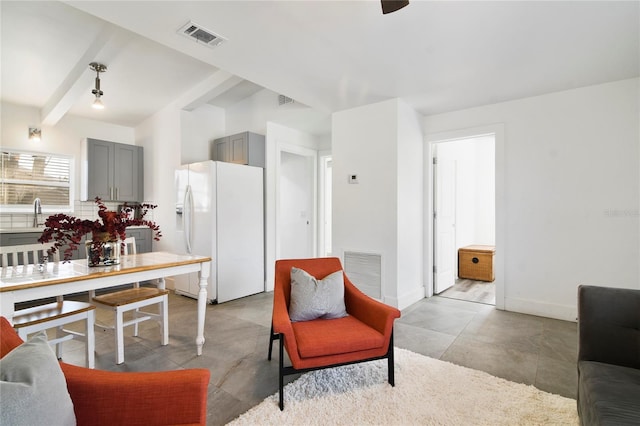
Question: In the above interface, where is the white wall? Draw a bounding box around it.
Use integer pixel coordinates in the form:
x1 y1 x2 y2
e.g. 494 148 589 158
473 137 495 244
397 100 425 307
333 98 424 309
315 134 332 151
333 100 398 303
180 105 225 164
424 78 640 320
135 103 182 258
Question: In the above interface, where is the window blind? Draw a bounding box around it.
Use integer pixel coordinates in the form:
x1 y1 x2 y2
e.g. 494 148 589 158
1 151 72 210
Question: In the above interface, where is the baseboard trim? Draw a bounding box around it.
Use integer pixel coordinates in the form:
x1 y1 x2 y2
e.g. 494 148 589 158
505 297 577 322
387 286 426 310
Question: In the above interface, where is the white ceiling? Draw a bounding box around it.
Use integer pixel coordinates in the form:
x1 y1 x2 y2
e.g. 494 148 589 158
2 1 638 135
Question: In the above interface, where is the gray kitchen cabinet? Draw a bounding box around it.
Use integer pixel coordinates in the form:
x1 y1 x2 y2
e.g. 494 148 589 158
213 131 265 168
123 228 152 253
82 138 143 202
1 232 43 247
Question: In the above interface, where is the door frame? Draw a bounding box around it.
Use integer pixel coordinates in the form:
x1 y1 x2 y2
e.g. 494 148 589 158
275 142 318 260
318 151 332 257
425 124 505 310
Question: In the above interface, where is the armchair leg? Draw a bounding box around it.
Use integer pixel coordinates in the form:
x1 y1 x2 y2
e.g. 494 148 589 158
388 330 395 387
279 333 284 411
268 322 279 361
267 324 285 409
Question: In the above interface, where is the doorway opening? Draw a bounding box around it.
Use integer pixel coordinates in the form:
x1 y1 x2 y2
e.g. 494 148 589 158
432 135 496 305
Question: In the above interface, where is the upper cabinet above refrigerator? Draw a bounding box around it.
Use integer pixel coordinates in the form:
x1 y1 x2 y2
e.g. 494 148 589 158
81 138 144 202
212 131 265 168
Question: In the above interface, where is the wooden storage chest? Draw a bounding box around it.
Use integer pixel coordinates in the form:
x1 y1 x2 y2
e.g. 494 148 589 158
458 245 495 282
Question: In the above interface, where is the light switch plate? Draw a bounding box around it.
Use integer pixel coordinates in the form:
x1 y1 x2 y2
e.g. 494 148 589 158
348 174 358 184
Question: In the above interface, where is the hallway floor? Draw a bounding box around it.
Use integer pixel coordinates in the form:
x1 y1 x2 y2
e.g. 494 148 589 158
58 290 577 425
439 278 496 304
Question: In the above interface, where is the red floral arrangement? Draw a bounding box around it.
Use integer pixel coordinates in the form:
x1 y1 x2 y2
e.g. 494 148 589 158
38 197 162 262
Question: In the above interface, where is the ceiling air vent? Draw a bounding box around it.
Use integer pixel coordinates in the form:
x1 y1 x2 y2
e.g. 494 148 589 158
278 95 294 106
177 21 226 48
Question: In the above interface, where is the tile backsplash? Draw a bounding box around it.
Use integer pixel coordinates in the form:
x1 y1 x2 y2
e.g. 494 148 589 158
1 200 155 229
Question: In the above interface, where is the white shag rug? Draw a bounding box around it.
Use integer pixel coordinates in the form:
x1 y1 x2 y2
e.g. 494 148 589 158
230 347 578 425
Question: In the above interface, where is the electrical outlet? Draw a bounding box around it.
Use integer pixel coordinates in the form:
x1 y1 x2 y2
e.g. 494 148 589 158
348 174 359 184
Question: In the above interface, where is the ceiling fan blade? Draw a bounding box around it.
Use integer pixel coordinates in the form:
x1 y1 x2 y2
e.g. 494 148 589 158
381 0 409 14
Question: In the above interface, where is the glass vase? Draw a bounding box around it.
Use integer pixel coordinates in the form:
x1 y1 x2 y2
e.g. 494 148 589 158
86 232 120 267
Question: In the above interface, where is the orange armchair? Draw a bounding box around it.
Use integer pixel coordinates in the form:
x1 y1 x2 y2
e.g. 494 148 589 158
0 317 210 426
268 257 401 410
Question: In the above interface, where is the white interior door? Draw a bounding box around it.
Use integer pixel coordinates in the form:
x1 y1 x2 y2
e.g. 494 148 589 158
279 151 313 258
434 157 457 294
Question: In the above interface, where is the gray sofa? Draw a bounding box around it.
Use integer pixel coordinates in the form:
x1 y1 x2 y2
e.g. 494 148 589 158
577 285 640 425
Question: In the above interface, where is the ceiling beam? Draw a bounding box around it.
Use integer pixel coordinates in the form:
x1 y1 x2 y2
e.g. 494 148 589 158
179 70 245 112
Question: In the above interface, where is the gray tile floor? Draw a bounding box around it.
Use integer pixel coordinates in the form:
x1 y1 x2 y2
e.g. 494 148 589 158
58 290 577 425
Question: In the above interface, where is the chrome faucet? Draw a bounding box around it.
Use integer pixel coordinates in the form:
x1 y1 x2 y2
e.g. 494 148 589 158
33 197 42 227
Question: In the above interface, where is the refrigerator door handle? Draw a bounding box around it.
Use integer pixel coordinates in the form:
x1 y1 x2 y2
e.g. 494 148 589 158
184 184 194 254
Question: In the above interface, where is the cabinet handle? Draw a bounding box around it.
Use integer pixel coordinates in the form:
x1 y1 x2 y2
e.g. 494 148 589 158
110 187 114 200
116 187 119 200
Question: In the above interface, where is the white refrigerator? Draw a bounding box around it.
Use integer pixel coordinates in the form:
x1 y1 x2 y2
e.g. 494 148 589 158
174 160 264 303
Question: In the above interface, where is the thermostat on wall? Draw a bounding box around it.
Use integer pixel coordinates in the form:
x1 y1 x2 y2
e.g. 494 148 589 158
348 174 359 184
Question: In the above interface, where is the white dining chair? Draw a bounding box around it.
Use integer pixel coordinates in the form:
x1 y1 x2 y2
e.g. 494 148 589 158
89 237 169 364
1 243 96 368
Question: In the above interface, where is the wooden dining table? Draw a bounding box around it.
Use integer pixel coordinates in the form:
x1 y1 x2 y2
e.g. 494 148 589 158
0 251 212 356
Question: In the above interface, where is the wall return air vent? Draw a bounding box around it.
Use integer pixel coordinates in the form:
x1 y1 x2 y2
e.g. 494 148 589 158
177 21 226 48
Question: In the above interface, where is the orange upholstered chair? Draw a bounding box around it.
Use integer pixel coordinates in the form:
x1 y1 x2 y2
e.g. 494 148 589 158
268 257 401 410
0 317 210 426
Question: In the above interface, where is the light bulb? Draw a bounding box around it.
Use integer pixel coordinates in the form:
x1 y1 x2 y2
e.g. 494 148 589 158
92 97 104 110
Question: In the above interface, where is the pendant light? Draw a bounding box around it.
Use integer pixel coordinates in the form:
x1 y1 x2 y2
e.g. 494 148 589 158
89 62 107 109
